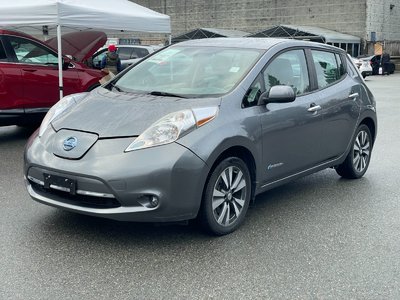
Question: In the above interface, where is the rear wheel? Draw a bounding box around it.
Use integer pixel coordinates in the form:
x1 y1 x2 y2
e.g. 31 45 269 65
336 124 372 179
200 157 251 235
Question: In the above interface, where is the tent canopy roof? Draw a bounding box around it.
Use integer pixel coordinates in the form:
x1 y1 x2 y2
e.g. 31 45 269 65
172 28 249 43
249 25 360 44
0 0 171 35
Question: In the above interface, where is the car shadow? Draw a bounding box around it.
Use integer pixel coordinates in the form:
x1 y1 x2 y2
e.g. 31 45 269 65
33 170 370 241
0 125 37 144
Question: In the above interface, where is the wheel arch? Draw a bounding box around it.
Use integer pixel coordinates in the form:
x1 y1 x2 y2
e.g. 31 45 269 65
359 117 376 144
201 145 257 205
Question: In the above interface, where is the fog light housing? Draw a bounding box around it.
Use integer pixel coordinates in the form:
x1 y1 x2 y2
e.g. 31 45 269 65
150 196 159 207
137 194 160 208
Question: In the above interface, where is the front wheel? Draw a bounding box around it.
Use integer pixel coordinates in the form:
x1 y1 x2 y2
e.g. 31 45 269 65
199 157 252 235
336 124 373 179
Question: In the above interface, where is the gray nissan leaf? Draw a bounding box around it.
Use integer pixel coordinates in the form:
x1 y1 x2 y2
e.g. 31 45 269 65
24 38 377 235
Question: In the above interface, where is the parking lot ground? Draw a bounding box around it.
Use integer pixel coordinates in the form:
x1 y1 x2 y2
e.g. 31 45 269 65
1 73 400 299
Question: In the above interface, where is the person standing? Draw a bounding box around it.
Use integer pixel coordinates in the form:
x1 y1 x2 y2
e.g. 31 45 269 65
101 44 122 74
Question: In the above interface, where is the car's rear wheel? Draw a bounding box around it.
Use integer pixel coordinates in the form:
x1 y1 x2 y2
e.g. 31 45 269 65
200 157 251 235
336 124 372 179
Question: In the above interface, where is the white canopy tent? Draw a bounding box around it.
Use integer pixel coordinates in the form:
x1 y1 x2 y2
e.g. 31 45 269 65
0 0 171 98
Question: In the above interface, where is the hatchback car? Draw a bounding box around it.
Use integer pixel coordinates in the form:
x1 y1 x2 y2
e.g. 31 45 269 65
24 38 377 235
0 29 106 126
350 56 372 78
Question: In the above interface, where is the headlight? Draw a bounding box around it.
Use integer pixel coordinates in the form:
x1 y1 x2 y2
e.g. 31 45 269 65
38 93 88 137
125 106 219 152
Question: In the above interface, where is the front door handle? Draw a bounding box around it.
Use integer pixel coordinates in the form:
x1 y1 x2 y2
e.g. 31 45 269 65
22 69 37 72
307 104 322 112
348 92 359 99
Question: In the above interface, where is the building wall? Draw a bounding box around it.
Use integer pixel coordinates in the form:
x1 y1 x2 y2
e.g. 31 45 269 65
135 0 400 55
135 0 367 38
366 0 400 41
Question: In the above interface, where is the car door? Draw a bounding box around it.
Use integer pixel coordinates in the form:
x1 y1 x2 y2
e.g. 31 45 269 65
244 49 328 185
309 49 360 159
0 36 23 110
6 35 80 110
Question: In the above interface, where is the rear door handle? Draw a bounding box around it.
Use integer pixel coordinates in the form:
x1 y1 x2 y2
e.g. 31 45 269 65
348 93 359 99
22 69 37 72
307 104 322 112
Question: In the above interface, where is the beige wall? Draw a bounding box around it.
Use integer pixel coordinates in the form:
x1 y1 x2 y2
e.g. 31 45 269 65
135 0 367 38
366 0 400 41
135 0 400 54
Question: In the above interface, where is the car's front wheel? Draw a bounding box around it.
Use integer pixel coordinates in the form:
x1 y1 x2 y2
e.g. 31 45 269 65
336 124 373 179
200 157 251 235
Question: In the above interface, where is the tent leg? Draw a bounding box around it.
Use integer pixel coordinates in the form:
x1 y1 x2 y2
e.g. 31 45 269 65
57 25 64 100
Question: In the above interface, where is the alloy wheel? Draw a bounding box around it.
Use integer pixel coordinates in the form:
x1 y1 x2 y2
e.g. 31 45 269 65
353 130 371 173
212 166 247 227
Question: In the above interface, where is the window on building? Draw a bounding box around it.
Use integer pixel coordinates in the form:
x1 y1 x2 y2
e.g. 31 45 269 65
353 44 360 57
347 43 353 55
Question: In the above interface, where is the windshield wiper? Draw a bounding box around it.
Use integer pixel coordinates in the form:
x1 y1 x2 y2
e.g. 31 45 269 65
148 91 187 98
110 82 125 92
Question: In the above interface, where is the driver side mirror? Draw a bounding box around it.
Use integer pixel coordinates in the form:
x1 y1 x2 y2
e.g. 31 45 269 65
62 58 72 70
258 85 296 105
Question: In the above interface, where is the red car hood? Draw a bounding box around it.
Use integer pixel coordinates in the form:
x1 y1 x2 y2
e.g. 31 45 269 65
46 31 107 62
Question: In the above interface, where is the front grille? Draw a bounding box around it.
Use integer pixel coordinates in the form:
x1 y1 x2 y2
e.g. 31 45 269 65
30 181 121 209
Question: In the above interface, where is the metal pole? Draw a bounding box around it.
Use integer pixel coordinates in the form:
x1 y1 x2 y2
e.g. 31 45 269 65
57 24 63 99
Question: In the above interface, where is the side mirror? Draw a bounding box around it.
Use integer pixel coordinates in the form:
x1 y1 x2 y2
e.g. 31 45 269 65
62 59 71 70
62 56 74 70
259 85 296 105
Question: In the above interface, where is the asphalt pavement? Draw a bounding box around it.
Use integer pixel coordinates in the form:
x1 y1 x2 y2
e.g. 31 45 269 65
1 74 400 299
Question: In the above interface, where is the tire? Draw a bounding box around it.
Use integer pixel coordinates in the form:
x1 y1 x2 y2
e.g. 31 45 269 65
199 157 251 235
336 124 373 179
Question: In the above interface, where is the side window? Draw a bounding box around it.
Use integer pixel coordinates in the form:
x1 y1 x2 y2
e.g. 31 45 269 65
92 50 107 69
134 48 149 58
0 40 7 61
263 49 310 96
8 36 58 65
335 54 346 78
118 47 134 60
243 75 263 108
311 50 341 89
347 56 359 78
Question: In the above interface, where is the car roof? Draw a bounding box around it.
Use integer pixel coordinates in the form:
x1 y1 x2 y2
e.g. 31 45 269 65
173 37 346 53
0 28 47 45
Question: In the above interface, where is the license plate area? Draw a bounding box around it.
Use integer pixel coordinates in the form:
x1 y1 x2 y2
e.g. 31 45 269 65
43 173 77 195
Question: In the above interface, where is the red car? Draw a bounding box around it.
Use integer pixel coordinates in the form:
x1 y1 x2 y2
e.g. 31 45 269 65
0 29 106 126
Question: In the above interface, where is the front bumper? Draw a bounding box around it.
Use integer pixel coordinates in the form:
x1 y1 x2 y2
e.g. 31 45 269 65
24 129 209 222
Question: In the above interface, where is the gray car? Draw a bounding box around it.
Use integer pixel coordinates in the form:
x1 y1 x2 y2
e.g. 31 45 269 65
24 38 377 235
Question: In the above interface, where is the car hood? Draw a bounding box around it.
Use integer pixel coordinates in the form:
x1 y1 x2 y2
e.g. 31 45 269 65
46 31 107 62
52 88 221 138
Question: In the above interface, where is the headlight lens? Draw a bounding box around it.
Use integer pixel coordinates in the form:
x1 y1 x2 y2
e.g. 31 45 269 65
125 106 218 152
38 93 88 137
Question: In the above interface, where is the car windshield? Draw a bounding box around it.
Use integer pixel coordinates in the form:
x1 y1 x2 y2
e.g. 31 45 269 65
114 46 263 98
